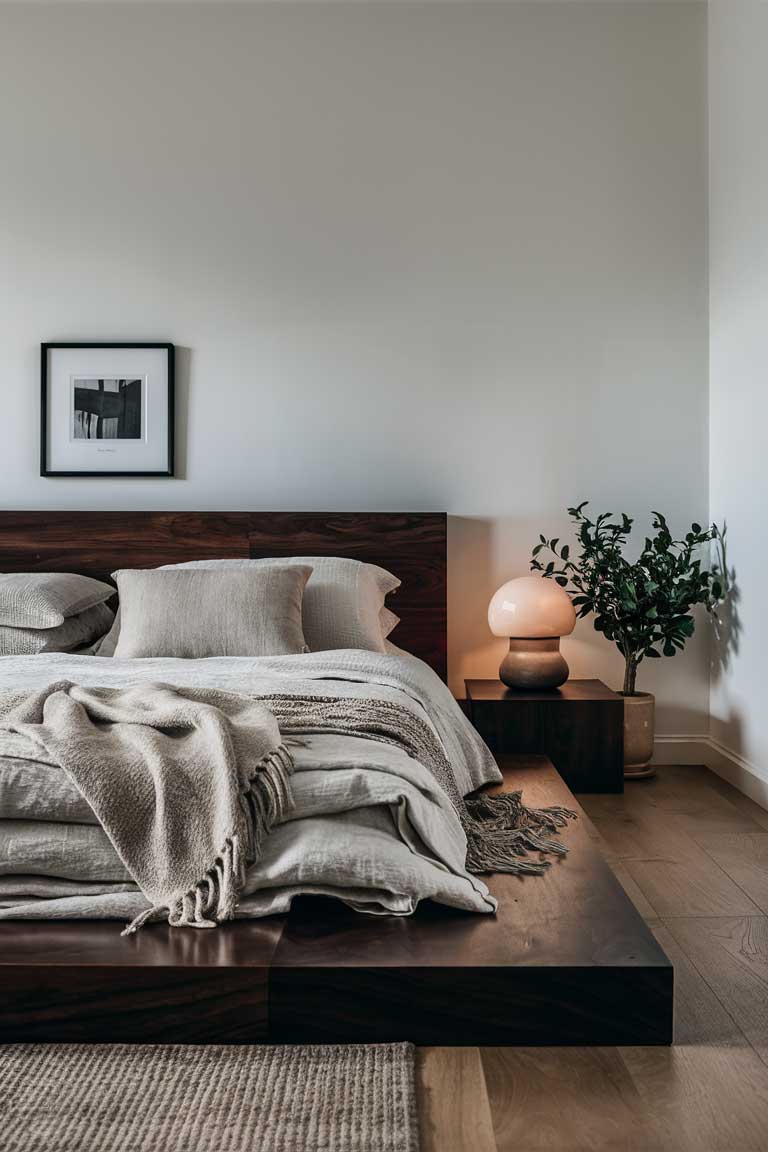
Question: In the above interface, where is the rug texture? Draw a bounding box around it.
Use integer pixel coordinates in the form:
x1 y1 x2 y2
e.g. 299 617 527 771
0 1041 419 1152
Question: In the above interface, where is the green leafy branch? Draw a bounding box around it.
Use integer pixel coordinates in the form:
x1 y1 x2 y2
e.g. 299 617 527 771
531 502 725 694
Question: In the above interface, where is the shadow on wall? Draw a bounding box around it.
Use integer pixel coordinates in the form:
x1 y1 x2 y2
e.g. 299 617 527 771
447 516 501 698
710 522 747 760
173 346 192 482
711 521 741 678
711 707 746 763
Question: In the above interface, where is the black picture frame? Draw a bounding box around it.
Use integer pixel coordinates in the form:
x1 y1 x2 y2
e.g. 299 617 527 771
40 342 175 477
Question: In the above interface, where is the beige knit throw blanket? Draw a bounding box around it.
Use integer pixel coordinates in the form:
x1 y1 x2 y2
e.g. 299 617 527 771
261 694 577 877
0 681 294 935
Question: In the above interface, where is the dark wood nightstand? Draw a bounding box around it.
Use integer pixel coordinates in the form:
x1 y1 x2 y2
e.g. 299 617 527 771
465 678 624 794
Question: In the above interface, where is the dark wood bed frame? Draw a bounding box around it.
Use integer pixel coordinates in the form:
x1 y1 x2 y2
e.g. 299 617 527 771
0 511 672 1046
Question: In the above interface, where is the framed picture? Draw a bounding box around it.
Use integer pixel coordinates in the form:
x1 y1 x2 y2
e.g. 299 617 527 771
41 343 174 477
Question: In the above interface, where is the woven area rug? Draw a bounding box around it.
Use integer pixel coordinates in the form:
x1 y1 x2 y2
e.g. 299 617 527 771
0 1041 419 1152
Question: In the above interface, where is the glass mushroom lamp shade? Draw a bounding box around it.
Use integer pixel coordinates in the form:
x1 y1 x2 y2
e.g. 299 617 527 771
488 575 576 690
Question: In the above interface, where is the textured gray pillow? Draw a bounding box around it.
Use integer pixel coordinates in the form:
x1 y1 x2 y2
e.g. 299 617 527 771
0 602 115 656
0 573 115 629
160 556 401 653
111 567 311 659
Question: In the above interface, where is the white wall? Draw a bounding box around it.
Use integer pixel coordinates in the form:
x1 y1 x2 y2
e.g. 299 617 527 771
0 1 710 724
708 1 768 787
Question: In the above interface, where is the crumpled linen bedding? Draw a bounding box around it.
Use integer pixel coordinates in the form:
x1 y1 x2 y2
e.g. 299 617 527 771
0 650 501 920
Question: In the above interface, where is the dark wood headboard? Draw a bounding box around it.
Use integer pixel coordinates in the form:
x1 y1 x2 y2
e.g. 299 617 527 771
0 512 447 680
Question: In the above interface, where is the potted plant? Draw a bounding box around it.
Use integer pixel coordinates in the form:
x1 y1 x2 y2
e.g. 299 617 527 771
531 504 724 778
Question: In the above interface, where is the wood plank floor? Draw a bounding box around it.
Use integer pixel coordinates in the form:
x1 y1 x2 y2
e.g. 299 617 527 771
417 763 768 1151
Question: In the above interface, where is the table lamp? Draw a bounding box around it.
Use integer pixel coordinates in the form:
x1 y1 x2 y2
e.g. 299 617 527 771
488 575 576 690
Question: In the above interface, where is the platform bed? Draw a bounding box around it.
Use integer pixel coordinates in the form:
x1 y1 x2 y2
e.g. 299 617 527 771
0 511 672 1046
0 757 672 1046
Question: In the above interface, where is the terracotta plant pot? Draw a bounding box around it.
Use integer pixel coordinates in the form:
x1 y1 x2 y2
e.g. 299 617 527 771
622 692 655 780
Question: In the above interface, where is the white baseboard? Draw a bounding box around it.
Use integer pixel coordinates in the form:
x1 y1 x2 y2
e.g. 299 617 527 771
651 734 710 766
653 734 768 812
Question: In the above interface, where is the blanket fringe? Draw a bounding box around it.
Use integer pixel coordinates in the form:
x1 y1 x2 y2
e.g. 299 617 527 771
256 694 579 881
463 790 578 876
122 743 294 936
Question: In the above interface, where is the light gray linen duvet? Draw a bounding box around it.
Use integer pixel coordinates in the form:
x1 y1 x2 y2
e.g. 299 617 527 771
0 650 500 921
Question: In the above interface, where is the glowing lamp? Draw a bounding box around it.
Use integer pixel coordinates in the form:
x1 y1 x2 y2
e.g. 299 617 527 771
488 575 576 690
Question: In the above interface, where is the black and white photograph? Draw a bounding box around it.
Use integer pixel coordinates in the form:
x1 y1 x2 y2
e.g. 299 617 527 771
41 342 174 477
71 378 143 441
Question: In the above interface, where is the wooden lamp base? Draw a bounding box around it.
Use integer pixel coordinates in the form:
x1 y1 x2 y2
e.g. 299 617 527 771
499 637 569 691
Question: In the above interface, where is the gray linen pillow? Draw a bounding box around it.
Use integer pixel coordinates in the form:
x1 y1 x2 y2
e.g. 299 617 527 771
0 573 115 629
111 567 311 659
160 556 401 653
0 602 115 656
